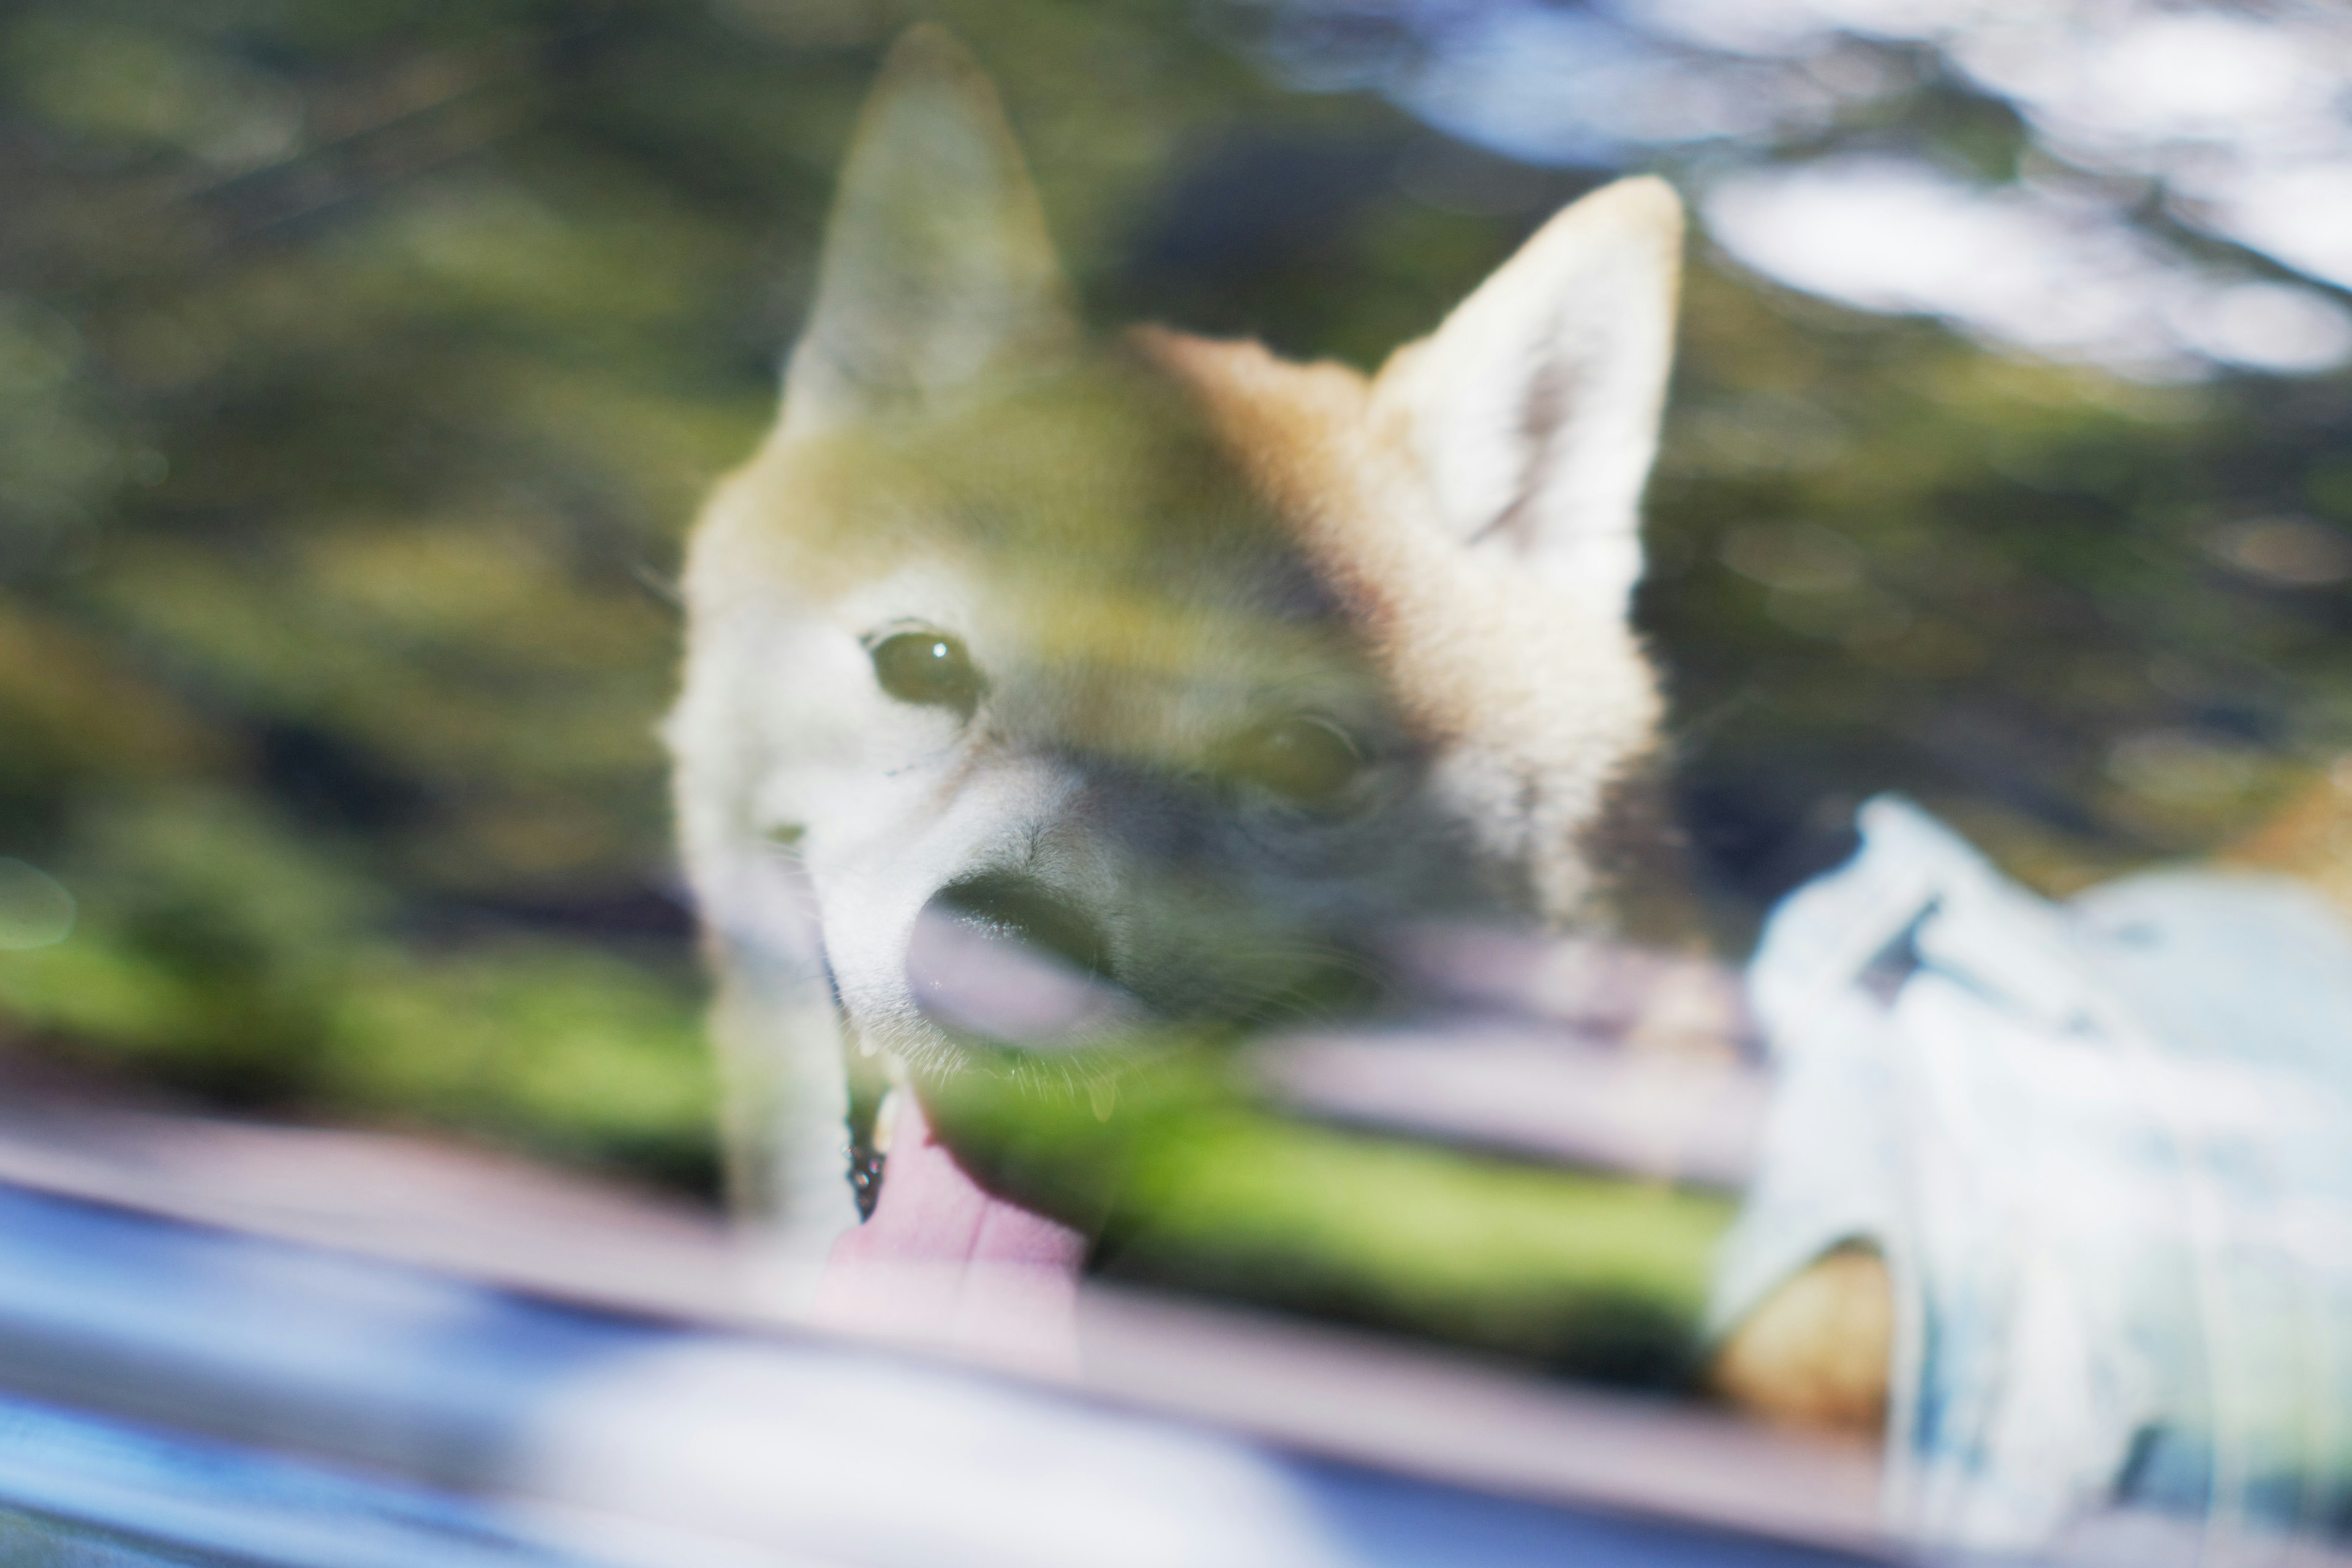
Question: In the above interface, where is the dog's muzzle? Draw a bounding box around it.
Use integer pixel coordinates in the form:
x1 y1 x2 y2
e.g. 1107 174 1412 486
906 871 1138 1048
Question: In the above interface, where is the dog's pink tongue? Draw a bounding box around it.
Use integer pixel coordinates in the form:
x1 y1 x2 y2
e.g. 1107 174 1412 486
810 1093 1085 1377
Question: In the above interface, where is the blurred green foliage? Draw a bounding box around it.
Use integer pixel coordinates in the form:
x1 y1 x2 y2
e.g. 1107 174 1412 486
1653 270 2352 908
1 0 2348 1358
926 1053 1731 1382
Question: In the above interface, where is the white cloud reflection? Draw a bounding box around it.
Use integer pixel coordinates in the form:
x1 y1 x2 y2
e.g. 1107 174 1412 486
1260 0 2352 378
1704 158 2352 378
1394 7 1825 163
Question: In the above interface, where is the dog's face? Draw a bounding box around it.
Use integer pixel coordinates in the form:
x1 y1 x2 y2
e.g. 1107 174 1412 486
669 31 1680 1113
683 358 1466 1066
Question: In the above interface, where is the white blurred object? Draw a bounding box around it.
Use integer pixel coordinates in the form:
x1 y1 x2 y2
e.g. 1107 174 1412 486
1703 158 2352 379
1714 797 2352 1556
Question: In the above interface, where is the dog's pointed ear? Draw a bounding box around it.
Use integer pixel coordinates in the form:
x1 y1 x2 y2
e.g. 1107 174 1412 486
1377 176 1683 611
782 27 1076 434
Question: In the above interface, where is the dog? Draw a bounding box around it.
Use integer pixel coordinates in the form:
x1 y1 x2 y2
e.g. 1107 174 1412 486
665 24 1683 1300
670 34 2352 1542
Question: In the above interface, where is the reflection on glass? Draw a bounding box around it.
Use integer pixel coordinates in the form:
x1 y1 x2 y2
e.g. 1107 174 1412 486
1 3 2349 1564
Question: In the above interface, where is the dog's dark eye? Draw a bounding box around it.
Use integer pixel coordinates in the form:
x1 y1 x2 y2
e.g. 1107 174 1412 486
870 630 981 717
1221 715 1363 808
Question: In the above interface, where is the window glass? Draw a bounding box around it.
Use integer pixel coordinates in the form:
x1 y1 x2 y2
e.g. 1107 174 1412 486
2 4 2347 1564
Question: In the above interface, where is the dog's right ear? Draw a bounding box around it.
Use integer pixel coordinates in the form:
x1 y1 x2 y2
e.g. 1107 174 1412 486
781 27 1076 436
1374 177 1683 617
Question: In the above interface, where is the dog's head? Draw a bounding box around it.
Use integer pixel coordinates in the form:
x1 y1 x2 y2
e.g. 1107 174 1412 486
668 29 1679 1087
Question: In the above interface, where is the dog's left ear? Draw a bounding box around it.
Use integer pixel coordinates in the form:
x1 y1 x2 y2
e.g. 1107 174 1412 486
1375 176 1683 613
783 26 1077 437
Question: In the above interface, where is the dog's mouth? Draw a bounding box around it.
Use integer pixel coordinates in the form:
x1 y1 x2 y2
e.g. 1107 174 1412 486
840 873 1143 1222
815 875 1122 1361
820 876 1394 1364
815 1079 1090 1373
843 869 1374 1229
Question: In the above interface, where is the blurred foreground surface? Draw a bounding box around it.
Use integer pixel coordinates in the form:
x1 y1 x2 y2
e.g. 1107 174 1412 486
0 1099 1883 1568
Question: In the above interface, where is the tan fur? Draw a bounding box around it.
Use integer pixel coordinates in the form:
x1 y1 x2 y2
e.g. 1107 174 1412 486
2223 757 2352 924
1711 1245 1893 1434
1128 333 1664 921
1134 178 1682 921
668 31 1724 1342
666 26 1924 1438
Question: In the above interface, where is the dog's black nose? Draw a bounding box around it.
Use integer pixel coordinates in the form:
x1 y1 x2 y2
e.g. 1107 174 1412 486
935 872 1108 977
908 872 1127 1047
